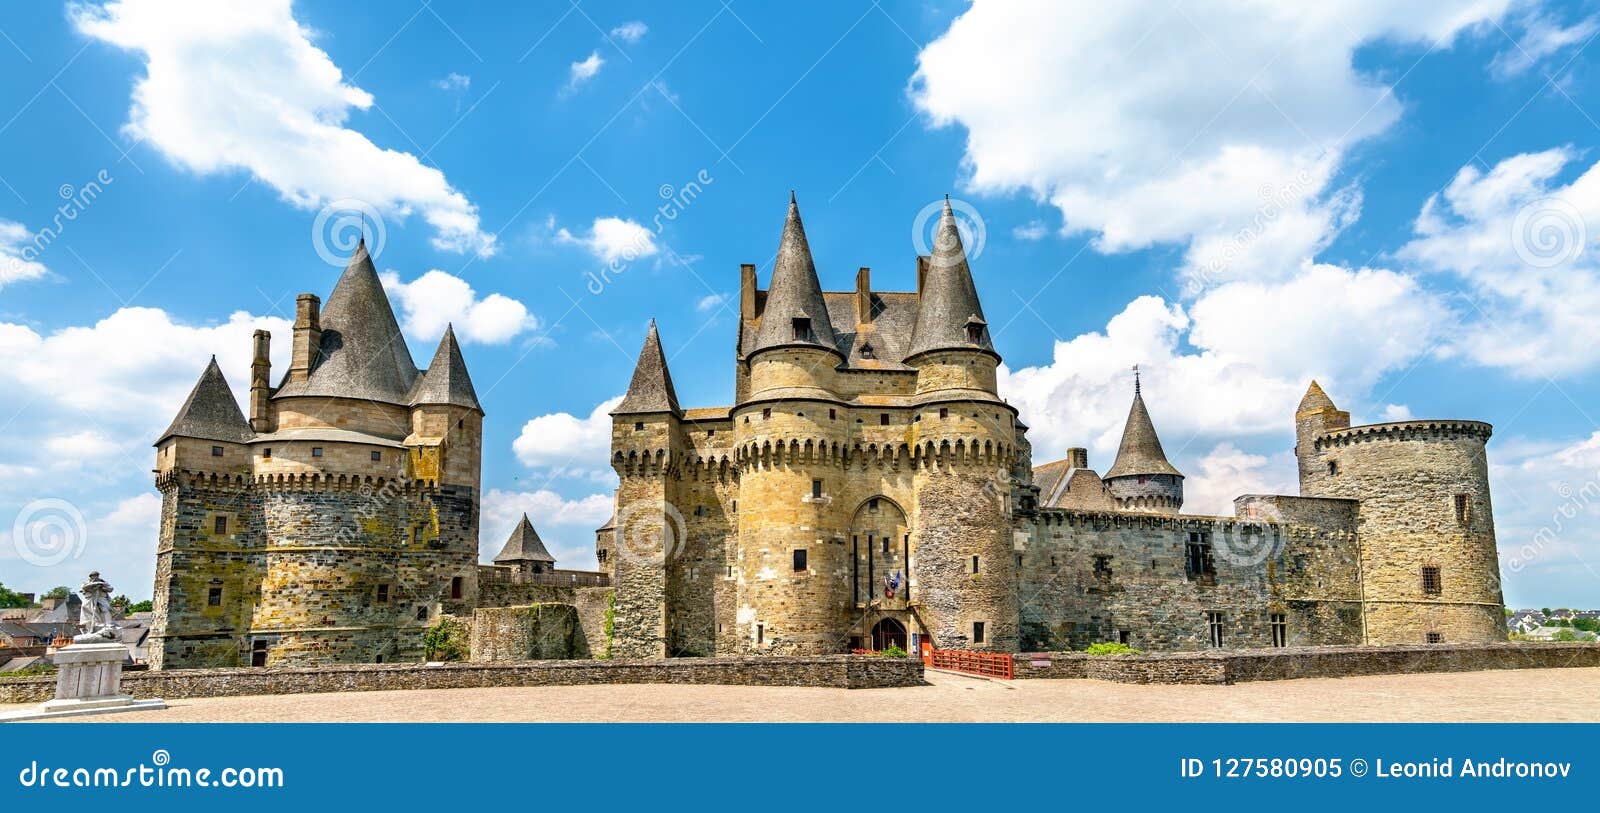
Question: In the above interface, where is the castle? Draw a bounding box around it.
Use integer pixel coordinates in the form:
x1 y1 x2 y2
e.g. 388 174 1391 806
149 195 1507 669
598 194 1508 658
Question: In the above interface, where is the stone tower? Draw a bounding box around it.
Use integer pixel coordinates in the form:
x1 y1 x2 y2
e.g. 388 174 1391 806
1293 381 1506 644
151 241 483 668
1102 374 1184 514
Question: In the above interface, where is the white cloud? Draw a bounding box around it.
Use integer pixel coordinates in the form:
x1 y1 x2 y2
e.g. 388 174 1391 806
73 0 496 256
481 487 614 568
379 269 537 345
912 0 1515 287
1489 11 1598 78
512 396 622 481
0 493 163 601
43 430 121 462
1 220 51 290
556 216 659 264
567 50 605 90
432 72 471 92
696 293 729 312
1400 147 1600 376
1012 220 1048 241
1180 444 1297 517
610 21 648 44
1491 431 1600 604
1003 262 1445 463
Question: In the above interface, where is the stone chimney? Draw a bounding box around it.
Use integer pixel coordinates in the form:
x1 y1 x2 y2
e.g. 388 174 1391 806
1066 447 1089 469
854 267 872 324
286 293 321 385
249 329 272 432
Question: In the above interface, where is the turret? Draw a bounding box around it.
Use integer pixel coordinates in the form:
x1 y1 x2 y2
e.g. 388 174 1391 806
1103 372 1183 514
906 197 1000 397
746 193 844 398
408 324 483 490
154 356 254 474
493 514 557 576
1294 380 1350 491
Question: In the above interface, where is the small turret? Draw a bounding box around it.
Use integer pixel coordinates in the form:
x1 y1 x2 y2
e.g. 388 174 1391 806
1103 371 1183 514
750 193 840 357
1295 379 1350 490
157 357 254 446
907 197 995 360
613 320 681 417
494 513 556 576
411 325 481 412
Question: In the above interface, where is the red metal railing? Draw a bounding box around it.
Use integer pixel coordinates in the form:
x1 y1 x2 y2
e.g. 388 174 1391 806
930 648 1013 679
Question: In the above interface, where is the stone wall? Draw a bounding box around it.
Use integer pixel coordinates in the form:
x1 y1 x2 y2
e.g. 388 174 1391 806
470 605 578 661
1010 642 1600 685
473 585 613 659
0 655 924 704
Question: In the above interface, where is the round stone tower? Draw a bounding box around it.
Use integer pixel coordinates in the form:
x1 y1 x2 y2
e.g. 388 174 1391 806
732 194 854 655
1295 382 1505 644
1102 372 1184 514
903 198 1018 651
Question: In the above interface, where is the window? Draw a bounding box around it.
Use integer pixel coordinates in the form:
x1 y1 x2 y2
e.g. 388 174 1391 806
412 526 422 546
311 447 323 458
416 606 428 621
211 445 223 457
1327 461 1338 476
1119 630 1130 645
880 413 890 426
966 322 985 343
811 479 823 499
970 555 980 574
860 343 875 359
762 408 771 420
829 408 836 420
207 587 223 606
707 429 715 437
881 537 890 555
757 624 765 645
213 516 228 534
1015 554 1023 568
635 421 645 431
1050 555 1057 568
376 584 390 604
972 621 986 644
791 317 811 341
371 451 381 462
868 498 879 514
1270 613 1287 648
250 639 268 667
1454 494 1470 525
598 550 609 565
694 505 709 518
1421 565 1442 596
450 577 463 600
1186 532 1215 577
263 448 272 459
731 500 738 513
1426 632 1443 644
792 549 807 572
939 407 949 419
1094 554 1113 576
1206 611 1224 648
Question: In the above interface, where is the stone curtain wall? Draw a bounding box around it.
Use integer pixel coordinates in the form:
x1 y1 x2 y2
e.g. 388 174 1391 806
470 605 579 661
473 586 614 659
1010 642 1600 685
0 656 925 704
1015 506 1363 652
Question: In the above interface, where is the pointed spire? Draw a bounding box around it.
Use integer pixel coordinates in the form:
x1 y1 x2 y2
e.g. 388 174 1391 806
493 513 556 565
613 320 682 416
907 195 994 359
411 324 482 411
751 193 840 355
274 241 418 404
1298 380 1336 414
156 357 254 445
1104 376 1182 479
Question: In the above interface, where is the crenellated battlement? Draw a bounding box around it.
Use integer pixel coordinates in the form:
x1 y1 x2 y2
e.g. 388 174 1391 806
1315 419 1492 449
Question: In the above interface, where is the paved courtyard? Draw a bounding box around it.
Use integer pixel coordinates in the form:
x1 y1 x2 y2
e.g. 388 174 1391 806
10 666 1599 723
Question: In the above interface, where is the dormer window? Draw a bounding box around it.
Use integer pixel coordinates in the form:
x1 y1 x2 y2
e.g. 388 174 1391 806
791 317 812 342
860 343 875 359
965 317 986 344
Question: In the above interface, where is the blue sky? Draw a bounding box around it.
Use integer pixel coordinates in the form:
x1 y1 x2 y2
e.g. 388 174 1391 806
2 0 1599 608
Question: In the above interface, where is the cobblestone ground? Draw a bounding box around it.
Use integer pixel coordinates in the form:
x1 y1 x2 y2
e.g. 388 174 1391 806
12 667 1598 723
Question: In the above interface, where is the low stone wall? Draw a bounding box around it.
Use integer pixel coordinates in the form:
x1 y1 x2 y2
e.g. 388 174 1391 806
1012 642 1600 685
0 655 923 704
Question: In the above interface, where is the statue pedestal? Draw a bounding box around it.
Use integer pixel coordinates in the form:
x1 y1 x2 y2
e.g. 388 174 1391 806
0 642 166 722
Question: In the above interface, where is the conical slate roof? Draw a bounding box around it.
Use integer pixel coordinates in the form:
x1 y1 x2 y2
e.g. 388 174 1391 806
156 357 254 445
1105 385 1182 479
410 325 482 411
751 193 840 355
1298 380 1336 413
612 320 681 415
494 514 555 564
275 240 418 404
907 197 994 359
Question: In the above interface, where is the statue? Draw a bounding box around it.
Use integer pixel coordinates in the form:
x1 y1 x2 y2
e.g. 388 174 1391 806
73 571 121 644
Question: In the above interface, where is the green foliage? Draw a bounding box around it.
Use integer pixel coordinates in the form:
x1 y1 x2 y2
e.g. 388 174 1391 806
599 593 615 660
1572 618 1599 633
422 616 469 661
0 661 56 680
877 644 908 658
128 600 153 613
42 586 70 600
1542 607 1553 616
1083 642 1143 656
0 582 31 609
1554 629 1580 642
111 595 131 614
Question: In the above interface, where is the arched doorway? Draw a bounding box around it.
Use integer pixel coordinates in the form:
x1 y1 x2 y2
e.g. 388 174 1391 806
851 497 910 608
871 617 907 652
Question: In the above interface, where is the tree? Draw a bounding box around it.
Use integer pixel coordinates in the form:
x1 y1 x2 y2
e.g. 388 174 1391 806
1554 629 1580 642
43 586 70 600
111 595 131 615
0 582 30 609
1542 607 1552 616
128 600 153 613
1572 618 1599 633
